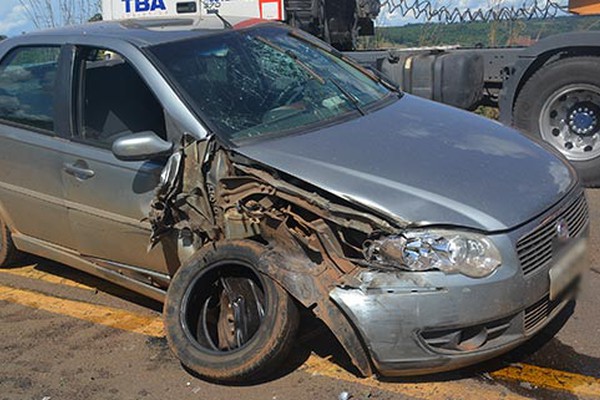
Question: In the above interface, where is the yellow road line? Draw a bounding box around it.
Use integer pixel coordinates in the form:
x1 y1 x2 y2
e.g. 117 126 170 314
0 284 164 337
492 363 600 397
302 355 528 400
0 265 95 291
1 279 600 399
0 283 521 400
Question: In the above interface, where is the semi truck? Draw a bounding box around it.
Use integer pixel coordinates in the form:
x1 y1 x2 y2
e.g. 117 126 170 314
101 0 600 186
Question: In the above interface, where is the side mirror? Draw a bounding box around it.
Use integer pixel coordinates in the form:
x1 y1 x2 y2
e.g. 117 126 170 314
112 131 173 162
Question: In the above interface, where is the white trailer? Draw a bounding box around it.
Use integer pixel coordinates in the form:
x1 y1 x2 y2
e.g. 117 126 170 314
101 0 284 21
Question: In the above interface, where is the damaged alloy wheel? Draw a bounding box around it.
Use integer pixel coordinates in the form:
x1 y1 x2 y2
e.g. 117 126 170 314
164 241 299 383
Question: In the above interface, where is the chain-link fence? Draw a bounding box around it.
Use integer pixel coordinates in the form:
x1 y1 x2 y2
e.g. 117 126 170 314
379 0 567 23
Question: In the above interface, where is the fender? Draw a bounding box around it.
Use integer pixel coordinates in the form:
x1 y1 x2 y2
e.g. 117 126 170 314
499 31 600 125
0 198 18 233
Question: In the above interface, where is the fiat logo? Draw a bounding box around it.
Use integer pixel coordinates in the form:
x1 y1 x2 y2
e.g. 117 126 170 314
555 219 570 241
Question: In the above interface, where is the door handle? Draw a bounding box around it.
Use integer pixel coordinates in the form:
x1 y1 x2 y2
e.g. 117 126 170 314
63 161 95 180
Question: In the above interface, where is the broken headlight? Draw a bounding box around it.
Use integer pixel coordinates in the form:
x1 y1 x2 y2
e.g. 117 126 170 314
365 230 502 278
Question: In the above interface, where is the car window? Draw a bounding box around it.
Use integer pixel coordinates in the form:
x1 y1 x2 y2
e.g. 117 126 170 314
75 48 167 148
0 46 60 133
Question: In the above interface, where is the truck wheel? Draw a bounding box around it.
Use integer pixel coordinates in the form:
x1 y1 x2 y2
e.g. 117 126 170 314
0 218 22 267
164 240 299 383
513 57 600 187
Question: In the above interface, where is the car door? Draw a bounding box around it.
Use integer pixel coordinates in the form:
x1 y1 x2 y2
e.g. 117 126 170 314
61 46 175 274
0 45 77 249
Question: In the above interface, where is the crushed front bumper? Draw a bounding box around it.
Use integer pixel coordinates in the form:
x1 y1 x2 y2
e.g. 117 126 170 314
331 190 589 376
331 267 577 376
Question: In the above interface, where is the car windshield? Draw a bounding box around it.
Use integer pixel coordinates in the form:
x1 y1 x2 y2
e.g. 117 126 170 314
149 25 391 142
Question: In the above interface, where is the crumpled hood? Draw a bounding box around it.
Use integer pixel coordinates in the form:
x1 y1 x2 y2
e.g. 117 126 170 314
235 95 576 231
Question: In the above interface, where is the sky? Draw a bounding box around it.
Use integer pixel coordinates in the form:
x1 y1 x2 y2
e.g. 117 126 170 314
0 0 32 37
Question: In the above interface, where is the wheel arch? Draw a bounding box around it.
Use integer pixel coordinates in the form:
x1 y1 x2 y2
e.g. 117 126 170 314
0 198 19 235
499 32 600 125
255 242 375 377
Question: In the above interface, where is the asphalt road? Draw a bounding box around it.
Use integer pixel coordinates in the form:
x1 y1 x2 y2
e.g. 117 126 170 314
1 190 600 400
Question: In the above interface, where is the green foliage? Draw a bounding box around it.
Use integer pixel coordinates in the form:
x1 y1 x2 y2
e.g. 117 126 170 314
11 47 61 65
475 106 499 120
88 13 103 23
375 15 600 48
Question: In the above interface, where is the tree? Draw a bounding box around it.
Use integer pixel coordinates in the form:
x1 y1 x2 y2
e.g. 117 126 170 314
18 0 101 29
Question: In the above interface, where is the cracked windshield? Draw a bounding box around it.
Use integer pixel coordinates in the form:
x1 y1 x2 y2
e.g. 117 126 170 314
150 26 391 142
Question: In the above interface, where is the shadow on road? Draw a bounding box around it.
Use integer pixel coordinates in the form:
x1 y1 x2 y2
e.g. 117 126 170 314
7 256 163 312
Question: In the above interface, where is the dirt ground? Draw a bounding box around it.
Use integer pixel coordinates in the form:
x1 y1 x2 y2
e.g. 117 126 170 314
1 190 600 400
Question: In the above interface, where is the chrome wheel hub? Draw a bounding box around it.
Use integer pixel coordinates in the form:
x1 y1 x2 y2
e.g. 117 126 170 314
567 102 599 137
539 84 600 161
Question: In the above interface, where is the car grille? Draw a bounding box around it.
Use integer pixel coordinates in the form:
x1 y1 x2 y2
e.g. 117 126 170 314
523 293 561 333
523 281 577 335
516 191 588 276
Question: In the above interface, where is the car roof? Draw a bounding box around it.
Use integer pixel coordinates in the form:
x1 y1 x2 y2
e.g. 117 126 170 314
18 16 274 47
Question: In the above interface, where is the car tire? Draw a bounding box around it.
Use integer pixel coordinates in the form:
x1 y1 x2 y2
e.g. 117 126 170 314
0 217 22 268
164 240 299 383
513 56 600 187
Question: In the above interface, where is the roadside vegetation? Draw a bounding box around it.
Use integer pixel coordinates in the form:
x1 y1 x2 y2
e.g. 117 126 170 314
366 15 600 48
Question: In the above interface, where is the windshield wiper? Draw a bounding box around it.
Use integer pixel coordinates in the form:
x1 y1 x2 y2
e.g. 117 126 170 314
206 9 233 29
254 36 325 85
334 49 402 95
288 30 402 96
328 78 366 116
354 62 403 95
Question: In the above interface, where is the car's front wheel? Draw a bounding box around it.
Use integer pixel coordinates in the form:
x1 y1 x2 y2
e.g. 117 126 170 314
163 240 299 383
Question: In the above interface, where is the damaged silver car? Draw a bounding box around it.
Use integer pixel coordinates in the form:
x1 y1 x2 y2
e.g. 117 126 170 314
0 17 590 382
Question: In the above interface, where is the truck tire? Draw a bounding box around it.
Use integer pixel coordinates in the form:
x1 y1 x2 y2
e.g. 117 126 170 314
513 56 600 187
164 240 299 383
0 218 22 267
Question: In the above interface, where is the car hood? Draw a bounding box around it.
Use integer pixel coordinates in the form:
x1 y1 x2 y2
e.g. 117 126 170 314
235 95 576 232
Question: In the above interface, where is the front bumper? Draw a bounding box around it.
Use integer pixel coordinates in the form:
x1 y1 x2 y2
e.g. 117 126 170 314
331 190 589 377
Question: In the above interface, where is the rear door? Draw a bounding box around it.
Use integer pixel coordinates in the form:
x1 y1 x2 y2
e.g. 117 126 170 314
0 45 76 248
61 46 174 273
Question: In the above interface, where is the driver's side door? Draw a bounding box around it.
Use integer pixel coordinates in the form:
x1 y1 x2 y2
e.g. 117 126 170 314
62 45 173 273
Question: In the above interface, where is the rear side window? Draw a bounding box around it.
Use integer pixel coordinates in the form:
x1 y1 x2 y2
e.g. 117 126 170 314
0 47 60 132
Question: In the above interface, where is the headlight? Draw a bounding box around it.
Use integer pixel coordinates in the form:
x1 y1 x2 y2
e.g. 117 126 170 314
365 230 502 278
